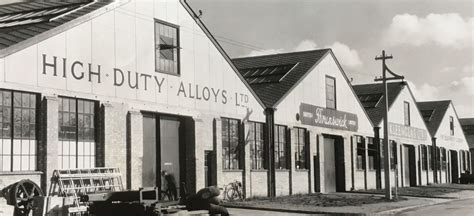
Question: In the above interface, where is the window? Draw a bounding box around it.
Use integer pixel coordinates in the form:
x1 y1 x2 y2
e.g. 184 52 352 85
58 97 96 169
428 145 433 170
356 136 365 170
391 141 397 169
274 125 288 169
325 76 336 109
367 137 376 170
435 147 441 170
404 101 410 126
421 145 428 170
294 128 307 169
449 116 454 136
249 122 264 170
0 90 38 171
222 118 241 170
441 147 446 170
155 20 180 75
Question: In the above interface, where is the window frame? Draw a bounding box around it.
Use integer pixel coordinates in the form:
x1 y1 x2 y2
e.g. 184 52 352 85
154 19 180 76
58 96 98 169
404 101 410 126
249 121 265 170
294 127 308 170
325 75 337 109
356 136 366 171
221 117 242 170
0 89 40 172
449 116 454 136
274 124 289 169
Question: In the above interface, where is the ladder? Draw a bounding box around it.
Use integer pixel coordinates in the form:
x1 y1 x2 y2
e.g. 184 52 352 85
48 167 124 205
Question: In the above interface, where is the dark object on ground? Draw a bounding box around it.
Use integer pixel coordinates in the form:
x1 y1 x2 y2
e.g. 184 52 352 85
180 185 229 216
460 173 474 184
161 171 178 200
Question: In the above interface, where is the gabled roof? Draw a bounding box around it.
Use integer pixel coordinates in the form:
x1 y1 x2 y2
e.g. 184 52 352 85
232 49 331 108
460 118 474 135
416 100 451 137
0 0 112 50
352 82 406 126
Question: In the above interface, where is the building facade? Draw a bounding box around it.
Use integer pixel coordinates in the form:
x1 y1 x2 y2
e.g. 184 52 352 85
460 118 474 173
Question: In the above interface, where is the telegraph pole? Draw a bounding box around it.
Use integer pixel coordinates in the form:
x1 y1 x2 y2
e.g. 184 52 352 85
375 50 404 200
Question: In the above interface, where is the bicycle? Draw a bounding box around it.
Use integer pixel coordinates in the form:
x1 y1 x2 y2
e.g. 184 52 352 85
222 180 243 201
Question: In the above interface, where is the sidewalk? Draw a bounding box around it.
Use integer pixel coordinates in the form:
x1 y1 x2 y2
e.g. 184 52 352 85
223 189 474 215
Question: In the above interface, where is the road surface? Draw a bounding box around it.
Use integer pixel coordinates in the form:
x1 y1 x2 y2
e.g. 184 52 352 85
398 198 474 216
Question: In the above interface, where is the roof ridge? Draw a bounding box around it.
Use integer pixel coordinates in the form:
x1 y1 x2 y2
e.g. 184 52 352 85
417 100 452 104
232 48 331 60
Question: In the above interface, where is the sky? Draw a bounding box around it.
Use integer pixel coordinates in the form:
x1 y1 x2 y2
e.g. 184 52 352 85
189 0 474 118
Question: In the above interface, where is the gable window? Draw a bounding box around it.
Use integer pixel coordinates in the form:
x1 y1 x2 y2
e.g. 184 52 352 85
58 97 97 169
155 20 180 75
294 127 308 169
325 76 336 109
274 125 289 169
0 90 38 171
249 122 264 170
222 118 241 170
449 116 454 135
404 101 410 126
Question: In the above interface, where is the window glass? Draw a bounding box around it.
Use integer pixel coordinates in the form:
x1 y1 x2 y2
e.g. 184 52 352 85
294 128 307 169
356 136 365 170
155 20 179 75
221 118 241 170
249 122 264 170
274 125 288 169
0 90 37 171
58 97 96 169
404 102 410 126
325 76 336 109
449 116 454 136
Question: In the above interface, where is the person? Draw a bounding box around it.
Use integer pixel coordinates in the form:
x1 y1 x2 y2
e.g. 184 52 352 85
180 186 229 216
161 170 178 200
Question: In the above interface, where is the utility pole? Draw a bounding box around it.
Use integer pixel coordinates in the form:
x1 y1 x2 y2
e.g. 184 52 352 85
375 50 404 200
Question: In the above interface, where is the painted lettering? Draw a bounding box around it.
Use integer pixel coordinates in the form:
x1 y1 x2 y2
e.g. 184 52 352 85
202 86 210 101
222 90 228 104
211 88 220 103
177 82 186 97
88 63 101 83
154 77 165 93
128 71 139 89
42 54 57 76
71 61 84 80
114 68 124 86
141 74 151 90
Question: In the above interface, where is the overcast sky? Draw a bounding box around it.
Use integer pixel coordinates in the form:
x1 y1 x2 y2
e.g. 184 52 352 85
189 0 473 118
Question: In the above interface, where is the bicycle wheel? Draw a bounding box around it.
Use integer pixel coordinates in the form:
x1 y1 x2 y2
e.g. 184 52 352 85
160 190 171 201
225 186 239 201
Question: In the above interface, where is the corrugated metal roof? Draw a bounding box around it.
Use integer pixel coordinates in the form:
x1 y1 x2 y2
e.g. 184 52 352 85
352 82 406 126
0 0 112 50
416 100 451 136
232 49 330 108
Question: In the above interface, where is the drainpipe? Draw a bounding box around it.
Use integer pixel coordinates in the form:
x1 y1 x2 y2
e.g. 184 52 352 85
265 108 276 197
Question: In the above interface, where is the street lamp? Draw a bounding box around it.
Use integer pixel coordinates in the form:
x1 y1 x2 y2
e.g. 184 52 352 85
374 50 404 200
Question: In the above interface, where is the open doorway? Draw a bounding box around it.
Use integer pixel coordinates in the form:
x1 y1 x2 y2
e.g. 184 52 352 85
402 144 416 187
142 113 195 199
450 150 459 183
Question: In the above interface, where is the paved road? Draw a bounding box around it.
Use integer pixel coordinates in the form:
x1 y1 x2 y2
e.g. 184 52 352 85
227 208 324 215
398 198 474 216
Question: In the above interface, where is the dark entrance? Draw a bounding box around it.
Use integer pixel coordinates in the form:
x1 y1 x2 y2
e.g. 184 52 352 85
402 145 417 187
204 150 216 187
142 113 195 199
323 135 345 192
450 150 459 183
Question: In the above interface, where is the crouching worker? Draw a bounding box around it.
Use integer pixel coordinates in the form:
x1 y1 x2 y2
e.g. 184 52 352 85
180 185 229 216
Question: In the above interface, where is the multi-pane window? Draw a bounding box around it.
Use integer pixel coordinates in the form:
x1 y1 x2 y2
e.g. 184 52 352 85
449 116 454 136
421 145 428 170
356 136 365 170
428 145 433 170
294 128 307 169
391 141 397 170
222 118 241 170
367 137 376 170
436 147 441 170
274 125 288 169
404 101 410 126
155 20 180 75
325 76 336 109
0 90 37 171
249 122 264 170
58 97 96 169
441 147 446 170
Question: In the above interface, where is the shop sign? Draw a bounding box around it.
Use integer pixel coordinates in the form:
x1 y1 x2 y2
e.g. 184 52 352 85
388 122 427 140
40 54 250 108
439 135 464 143
298 103 358 132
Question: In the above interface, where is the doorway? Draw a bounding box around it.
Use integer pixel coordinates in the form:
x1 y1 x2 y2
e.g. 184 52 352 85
323 135 345 192
142 113 193 199
402 145 416 187
450 150 459 183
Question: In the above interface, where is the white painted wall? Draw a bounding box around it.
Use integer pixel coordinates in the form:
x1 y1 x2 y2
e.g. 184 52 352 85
0 0 265 122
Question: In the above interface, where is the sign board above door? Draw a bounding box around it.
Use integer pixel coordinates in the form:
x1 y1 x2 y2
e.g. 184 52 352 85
299 103 358 132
